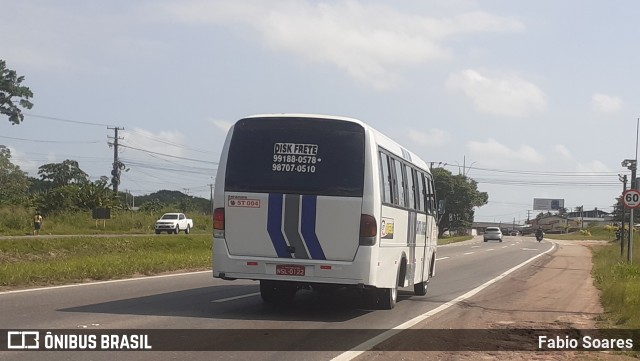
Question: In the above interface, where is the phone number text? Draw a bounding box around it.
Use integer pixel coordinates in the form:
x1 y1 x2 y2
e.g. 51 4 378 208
272 163 317 173
273 155 319 164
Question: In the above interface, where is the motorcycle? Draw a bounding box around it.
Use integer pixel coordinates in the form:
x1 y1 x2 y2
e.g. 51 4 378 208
535 233 544 242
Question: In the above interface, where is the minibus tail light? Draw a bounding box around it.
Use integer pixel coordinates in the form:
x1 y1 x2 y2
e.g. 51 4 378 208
359 214 377 246
213 208 225 238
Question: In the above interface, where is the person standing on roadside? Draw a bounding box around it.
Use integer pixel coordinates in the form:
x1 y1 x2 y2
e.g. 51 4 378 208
33 211 43 236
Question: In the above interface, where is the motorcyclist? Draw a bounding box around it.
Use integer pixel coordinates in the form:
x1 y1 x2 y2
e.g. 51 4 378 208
535 227 544 241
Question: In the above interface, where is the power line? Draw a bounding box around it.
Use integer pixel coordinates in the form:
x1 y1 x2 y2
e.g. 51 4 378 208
0 135 101 144
21 112 214 155
431 163 619 187
435 162 619 176
122 160 216 175
124 129 213 155
124 149 214 172
118 144 218 164
475 178 618 187
24 113 116 127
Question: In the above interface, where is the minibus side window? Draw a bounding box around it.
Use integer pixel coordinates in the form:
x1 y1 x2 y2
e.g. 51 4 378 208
416 171 425 213
379 152 393 204
405 166 416 210
425 174 436 214
392 158 406 207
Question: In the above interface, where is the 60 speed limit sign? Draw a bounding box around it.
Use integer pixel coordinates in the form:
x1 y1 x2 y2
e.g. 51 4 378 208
623 189 640 208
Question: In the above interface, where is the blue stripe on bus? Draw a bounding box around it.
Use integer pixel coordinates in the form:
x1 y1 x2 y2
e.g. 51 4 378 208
267 194 291 258
301 195 326 260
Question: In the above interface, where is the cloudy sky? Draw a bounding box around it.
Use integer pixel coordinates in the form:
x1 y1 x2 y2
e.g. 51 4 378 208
1 0 637 224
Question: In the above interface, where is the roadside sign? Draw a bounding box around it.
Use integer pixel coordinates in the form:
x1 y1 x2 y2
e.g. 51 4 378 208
622 189 640 208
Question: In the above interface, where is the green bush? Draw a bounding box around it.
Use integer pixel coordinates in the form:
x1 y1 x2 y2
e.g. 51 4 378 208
0 206 35 235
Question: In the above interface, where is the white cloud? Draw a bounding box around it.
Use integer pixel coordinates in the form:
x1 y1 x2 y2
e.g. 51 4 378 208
467 138 543 166
407 128 451 147
46 152 57 164
446 69 547 117
592 93 622 114
6 146 39 174
553 144 573 161
123 128 186 161
154 1 524 90
210 119 233 134
0 2 168 73
576 160 611 173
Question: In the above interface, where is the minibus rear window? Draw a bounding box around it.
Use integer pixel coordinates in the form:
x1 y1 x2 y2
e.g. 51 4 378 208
225 117 365 197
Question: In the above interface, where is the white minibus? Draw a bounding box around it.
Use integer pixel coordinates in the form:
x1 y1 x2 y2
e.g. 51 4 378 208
213 114 439 309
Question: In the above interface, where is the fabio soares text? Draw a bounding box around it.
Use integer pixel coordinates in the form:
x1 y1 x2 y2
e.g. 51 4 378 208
539 335 634 350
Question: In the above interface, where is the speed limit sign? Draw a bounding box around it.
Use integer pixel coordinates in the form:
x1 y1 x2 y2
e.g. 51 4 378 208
623 189 640 208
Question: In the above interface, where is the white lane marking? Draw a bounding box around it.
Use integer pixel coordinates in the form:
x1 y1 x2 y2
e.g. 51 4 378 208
463 252 474 255
502 246 508 249
331 242 556 361
486 249 495 252
471 246 480 249
0 271 211 295
435 257 449 261
211 292 260 303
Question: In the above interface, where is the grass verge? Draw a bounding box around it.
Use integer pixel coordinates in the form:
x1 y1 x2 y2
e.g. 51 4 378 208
438 235 473 245
0 234 211 289
0 207 213 236
591 236 640 329
545 226 617 241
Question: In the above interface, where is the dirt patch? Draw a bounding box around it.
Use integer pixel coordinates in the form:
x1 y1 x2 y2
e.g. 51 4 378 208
357 240 637 361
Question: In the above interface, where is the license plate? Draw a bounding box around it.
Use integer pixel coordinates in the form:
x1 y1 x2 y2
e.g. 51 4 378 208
276 265 305 276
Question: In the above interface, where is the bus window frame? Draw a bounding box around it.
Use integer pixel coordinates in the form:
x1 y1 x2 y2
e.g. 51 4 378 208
392 158 407 208
415 170 425 213
379 152 393 204
405 165 416 210
378 147 430 214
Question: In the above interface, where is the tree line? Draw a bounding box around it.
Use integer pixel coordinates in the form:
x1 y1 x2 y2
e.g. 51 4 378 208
0 145 210 215
1 143 488 229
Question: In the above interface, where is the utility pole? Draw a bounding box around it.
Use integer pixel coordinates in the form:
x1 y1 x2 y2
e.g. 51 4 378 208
622 158 637 263
619 174 627 257
108 127 124 193
630 164 636 264
633 118 639 264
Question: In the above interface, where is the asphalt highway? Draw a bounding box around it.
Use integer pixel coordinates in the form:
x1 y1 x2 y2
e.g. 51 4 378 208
0 235 554 361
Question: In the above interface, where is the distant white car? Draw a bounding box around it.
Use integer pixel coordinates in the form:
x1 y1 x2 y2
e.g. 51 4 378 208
483 227 503 242
155 213 193 234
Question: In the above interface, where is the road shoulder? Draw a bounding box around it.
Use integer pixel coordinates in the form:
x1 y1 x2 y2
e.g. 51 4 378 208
359 239 637 360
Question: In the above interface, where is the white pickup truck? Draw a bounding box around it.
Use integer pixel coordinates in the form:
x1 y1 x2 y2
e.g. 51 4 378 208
154 213 194 234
